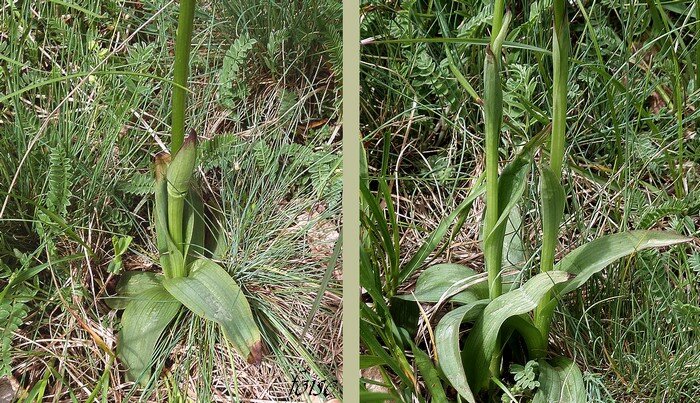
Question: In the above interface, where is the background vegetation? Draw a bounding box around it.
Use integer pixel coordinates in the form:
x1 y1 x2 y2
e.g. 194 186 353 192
0 0 342 400
360 0 699 401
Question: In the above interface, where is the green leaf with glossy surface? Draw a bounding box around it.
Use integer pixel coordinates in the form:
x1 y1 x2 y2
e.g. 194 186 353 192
463 272 570 391
555 230 692 295
162 258 263 364
396 264 488 305
539 165 565 272
106 271 161 310
183 189 205 265
118 286 181 383
502 206 526 273
435 300 488 403
154 152 173 277
485 129 548 244
533 357 585 403
504 315 546 358
167 132 197 255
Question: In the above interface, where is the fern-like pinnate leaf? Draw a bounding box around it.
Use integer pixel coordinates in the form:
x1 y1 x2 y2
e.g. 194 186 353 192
47 147 72 216
219 34 257 110
0 300 28 376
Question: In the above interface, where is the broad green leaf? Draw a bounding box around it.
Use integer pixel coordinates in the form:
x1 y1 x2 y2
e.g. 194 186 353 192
166 234 186 278
396 264 487 305
504 315 546 358
398 264 520 305
166 132 197 199
485 129 548 244
183 189 205 265
154 152 173 276
162 258 263 364
463 272 570 391
539 165 565 272
412 342 449 402
555 230 691 295
118 286 181 383
502 206 526 273
106 271 161 310
533 357 585 403
154 152 184 277
435 300 488 403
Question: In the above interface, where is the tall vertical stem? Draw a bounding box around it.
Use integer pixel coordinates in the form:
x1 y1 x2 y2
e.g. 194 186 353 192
171 0 197 155
484 47 503 301
534 0 569 346
491 0 505 46
485 0 507 302
549 0 569 180
484 6 510 382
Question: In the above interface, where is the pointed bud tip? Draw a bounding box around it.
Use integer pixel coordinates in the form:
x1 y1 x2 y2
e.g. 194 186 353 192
183 129 197 147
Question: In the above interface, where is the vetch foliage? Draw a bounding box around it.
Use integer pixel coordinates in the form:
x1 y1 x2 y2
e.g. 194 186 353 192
219 33 257 111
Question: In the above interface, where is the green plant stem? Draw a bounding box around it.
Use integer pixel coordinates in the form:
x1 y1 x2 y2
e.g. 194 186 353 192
484 8 510 385
534 0 569 342
548 0 569 180
484 45 502 302
491 0 505 45
484 7 511 304
171 0 196 155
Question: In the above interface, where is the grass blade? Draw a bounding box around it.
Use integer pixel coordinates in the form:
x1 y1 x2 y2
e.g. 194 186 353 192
359 314 416 390
411 342 449 402
399 182 485 284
